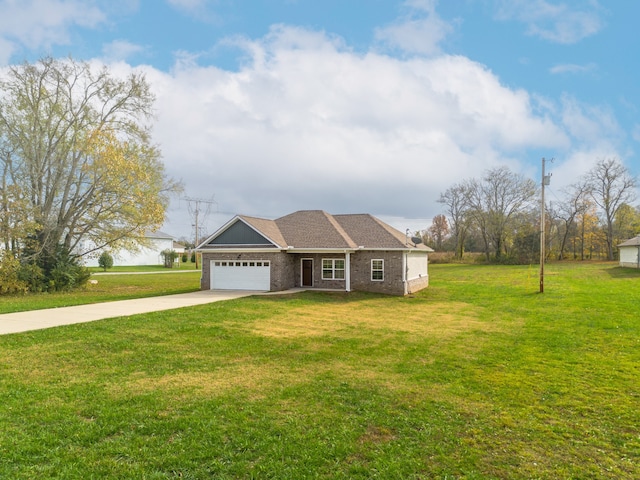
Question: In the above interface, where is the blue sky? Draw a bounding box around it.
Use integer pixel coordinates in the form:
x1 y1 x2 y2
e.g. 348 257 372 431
1 0 638 238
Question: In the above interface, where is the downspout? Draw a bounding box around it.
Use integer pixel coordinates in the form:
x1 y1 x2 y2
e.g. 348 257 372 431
402 250 408 295
404 230 409 295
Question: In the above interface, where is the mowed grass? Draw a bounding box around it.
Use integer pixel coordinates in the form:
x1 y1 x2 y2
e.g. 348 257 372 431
1 262 639 478
87 263 200 273
0 271 201 314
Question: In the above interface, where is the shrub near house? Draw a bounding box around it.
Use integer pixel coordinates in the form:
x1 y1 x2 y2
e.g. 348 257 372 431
98 252 114 271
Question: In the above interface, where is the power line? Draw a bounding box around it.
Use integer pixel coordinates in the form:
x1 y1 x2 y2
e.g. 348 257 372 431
182 196 217 270
182 196 217 246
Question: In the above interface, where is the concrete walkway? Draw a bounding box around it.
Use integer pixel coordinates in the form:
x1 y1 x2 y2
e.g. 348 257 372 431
0 290 261 336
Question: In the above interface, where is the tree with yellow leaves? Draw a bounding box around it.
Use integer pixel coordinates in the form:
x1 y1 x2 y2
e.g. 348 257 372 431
0 57 181 291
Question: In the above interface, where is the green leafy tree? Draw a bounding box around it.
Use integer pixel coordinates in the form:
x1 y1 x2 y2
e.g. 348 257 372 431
0 251 28 294
614 203 640 244
428 214 450 251
18 242 90 292
98 251 114 272
161 249 179 268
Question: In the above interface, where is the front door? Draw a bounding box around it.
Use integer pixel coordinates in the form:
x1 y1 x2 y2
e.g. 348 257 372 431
302 259 313 287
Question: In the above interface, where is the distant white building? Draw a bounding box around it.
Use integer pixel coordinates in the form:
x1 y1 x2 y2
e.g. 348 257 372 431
82 231 183 267
618 236 640 268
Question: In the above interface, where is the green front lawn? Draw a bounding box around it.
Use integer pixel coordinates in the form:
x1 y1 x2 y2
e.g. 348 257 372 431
1 262 639 478
0 271 201 314
88 263 201 273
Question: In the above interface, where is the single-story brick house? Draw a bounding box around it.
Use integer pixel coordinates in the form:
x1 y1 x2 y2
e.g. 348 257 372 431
196 210 433 295
618 236 640 268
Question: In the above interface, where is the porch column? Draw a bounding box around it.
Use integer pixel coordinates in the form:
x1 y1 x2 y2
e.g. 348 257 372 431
345 251 351 292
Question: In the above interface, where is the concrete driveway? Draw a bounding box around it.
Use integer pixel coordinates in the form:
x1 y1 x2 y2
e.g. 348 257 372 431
0 290 261 336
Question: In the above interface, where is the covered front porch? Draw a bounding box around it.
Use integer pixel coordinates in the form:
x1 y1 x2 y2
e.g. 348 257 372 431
292 252 352 292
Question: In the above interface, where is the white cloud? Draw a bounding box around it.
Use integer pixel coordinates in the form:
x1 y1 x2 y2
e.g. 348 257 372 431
101 40 146 63
540 95 629 191
560 94 622 144
495 0 605 44
0 0 105 60
166 0 206 9
113 25 579 236
549 149 623 194
550 62 597 75
375 0 454 55
0 37 15 65
165 0 220 23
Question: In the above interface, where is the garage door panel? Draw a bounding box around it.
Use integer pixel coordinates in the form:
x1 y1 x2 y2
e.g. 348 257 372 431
211 260 270 291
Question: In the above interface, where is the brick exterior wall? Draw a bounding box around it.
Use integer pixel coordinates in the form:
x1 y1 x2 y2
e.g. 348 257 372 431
350 251 405 295
201 250 429 295
620 262 640 269
201 251 295 291
271 252 296 290
292 253 347 290
407 274 429 293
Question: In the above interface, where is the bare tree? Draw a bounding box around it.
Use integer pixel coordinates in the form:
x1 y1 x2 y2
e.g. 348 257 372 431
464 166 538 261
585 158 637 260
553 181 591 260
438 183 470 258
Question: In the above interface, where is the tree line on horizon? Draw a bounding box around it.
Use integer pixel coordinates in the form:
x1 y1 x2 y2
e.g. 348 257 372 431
425 158 638 263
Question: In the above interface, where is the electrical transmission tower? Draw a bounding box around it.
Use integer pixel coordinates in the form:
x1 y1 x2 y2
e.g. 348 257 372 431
182 196 217 247
183 196 217 270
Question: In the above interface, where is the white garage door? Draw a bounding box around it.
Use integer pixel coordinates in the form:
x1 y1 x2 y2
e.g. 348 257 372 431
210 260 271 290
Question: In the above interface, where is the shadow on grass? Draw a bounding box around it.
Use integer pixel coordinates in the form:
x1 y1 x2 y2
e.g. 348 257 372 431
255 290 388 306
605 266 640 278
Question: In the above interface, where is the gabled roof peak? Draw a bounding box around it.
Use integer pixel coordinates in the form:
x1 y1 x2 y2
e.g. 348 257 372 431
199 210 432 251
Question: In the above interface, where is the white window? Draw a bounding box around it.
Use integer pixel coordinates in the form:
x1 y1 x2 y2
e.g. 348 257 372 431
371 259 384 281
322 258 345 280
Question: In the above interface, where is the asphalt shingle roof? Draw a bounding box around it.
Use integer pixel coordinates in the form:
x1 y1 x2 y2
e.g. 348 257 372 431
618 236 640 247
238 215 288 247
227 210 431 250
274 210 357 249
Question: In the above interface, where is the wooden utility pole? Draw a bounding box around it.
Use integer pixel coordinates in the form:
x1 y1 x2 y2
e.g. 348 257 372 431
540 158 552 293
